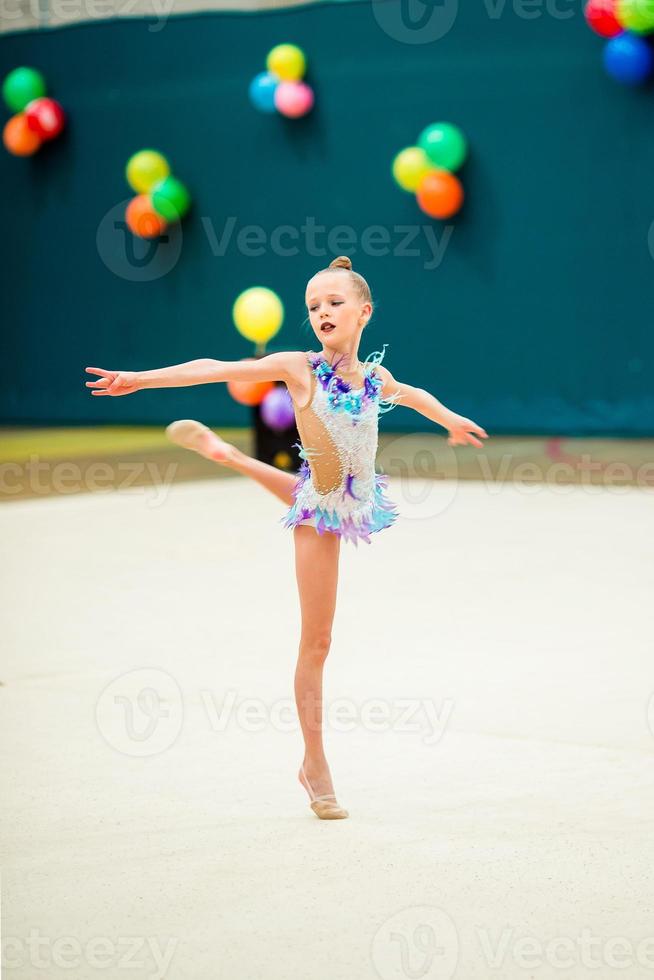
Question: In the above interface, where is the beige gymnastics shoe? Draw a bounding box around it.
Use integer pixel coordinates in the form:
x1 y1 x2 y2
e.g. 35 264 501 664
298 764 349 820
165 419 233 463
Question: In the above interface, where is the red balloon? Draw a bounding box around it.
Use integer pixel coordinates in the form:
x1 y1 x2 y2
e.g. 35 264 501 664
416 169 464 219
584 0 622 36
25 98 65 140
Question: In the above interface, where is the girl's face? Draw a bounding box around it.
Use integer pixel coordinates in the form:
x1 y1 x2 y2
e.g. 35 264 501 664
305 273 371 351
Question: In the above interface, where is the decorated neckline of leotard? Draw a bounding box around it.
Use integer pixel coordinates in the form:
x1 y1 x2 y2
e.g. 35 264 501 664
311 351 369 387
307 344 398 417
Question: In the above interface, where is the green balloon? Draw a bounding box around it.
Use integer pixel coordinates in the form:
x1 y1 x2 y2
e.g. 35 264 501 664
2 66 46 113
617 0 654 33
418 122 467 172
151 176 191 222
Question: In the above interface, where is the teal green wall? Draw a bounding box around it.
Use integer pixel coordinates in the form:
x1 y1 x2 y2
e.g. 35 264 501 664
1 0 653 434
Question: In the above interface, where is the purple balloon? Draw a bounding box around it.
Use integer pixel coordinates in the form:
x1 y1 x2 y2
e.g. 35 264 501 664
261 386 295 432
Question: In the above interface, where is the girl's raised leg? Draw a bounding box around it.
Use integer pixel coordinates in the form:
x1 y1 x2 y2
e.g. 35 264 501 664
166 419 297 506
293 524 345 808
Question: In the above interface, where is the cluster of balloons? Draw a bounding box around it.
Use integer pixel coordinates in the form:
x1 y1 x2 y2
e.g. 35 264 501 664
229 371 295 431
125 149 191 239
228 285 294 431
249 44 314 119
392 122 467 219
2 67 65 157
585 0 654 83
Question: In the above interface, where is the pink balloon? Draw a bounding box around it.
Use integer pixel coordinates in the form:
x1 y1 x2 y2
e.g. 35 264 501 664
274 81 314 118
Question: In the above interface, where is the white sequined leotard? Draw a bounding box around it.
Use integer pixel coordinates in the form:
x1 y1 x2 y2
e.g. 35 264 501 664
280 344 400 546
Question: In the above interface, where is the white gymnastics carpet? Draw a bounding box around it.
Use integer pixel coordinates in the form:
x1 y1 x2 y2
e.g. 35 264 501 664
1 475 653 980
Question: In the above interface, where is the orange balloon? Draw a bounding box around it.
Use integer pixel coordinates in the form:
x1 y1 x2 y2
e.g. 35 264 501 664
125 194 168 238
3 113 42 156
228 377 275 406
416 169 464 219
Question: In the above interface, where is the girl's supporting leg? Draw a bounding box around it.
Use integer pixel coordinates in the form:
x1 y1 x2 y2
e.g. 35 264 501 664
168 421 345 805
293 524 343 802
166 419 297 506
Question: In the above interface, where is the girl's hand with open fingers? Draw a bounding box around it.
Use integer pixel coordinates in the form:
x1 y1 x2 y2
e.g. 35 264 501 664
85 367 141 397
445 413 488 448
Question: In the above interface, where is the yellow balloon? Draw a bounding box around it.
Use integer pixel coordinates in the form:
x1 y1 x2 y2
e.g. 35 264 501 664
273 450 293 470
392 146 433 193
126 150 170 194
233 287 284 344
266 44 306 82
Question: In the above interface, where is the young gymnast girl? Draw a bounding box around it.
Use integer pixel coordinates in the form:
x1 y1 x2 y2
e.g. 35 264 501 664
85 255 487 820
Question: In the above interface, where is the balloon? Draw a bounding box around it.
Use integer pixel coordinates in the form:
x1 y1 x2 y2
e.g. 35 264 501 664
249 71 279 113
603 32 653 81
273 450 293 469
125 195 168 238
3 113 42 156
392 146 432 192
585 0 622 34
151 176 191 222
2 67 46 113
274 81 314 118
416 169 464 219
261 386 295 432
227 375 276 407
616 0 654 32
418 122 467 172
233 287 284 344
25 97 65 140
126 150 170 194
266 43 306 82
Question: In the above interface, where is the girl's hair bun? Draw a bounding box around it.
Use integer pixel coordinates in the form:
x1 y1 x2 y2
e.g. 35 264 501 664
329 255 352 271
314 254 371 308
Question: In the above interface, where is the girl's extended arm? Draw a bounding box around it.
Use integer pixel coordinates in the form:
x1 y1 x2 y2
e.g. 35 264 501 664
85 351 302 397
375 365 488 448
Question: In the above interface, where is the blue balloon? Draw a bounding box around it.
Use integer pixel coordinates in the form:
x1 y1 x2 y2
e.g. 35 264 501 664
603 33 653 84
249 72 279 113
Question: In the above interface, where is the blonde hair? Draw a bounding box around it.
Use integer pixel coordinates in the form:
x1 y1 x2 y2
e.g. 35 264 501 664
313 255 373 311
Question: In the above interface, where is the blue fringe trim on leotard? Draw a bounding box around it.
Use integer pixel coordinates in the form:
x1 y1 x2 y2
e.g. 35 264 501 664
280 462 399 547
